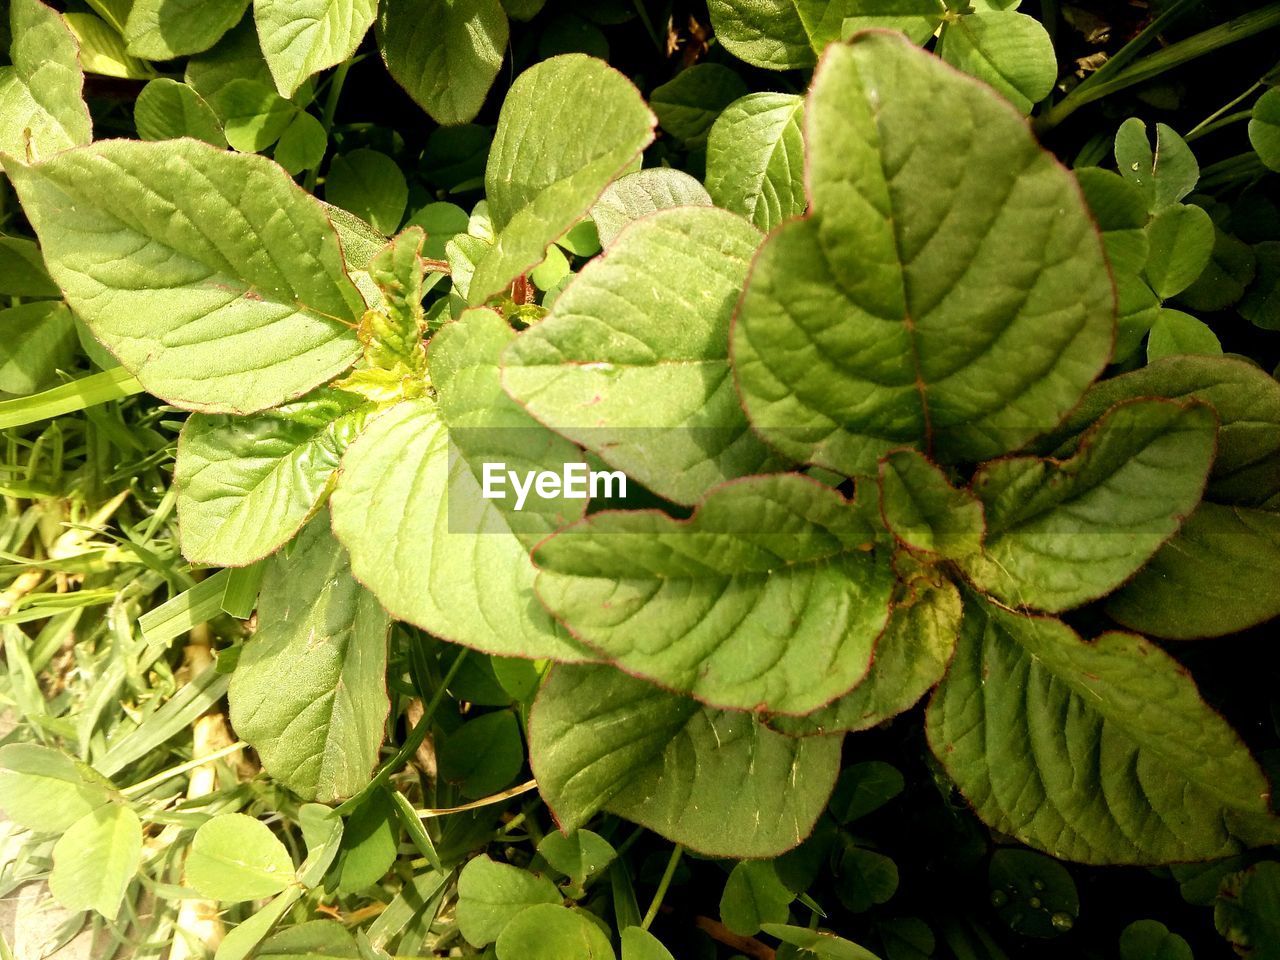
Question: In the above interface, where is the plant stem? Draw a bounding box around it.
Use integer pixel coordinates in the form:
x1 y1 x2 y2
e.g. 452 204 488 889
1186 80 1263 139
122 740 247 798
304 59 353 193
631 0 664 54
335 647 469 815
641 843 683 931
1037 1 1280 133
1185 108 1253 143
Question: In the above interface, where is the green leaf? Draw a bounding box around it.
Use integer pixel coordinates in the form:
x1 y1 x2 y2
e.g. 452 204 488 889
456 855 563 947
959 398 1217 612
705 0 832 70
185 17 275 107
733 32 1113 477
762 924 881 960
134 77 227 146
1249 87 1280 172
495 904 616 960
0 235 58 298
589 168 712 248
841 0 945 45
1119 920 1193 960
0 301 77 395
988 849 1078 939
62 12 152 79
771 577 961 735
175 388 371 566
1144 203 1215 299
1176 227 1256 313
259 920 361 960
926 597 1276 864
228 512 391 802
878 449 984 558
274 109 327 174
1146 308 1221 362
830 761 905 824
503 206 779 505
1106 501 1280 639
438 711 524 799
620 928 675 960
378 0 507 126
330 309 593 662
296 803 344 887
537 830 616 890
1077 166 1150 277
0 0 92 168
533 474 895 714
124 0 249 59
1114 118 1198 213
325 149 408 234
528 664 843 858
936 12 1056 114
49 804 143 919
186 813 295 902
333 792 399 894
720 861 793 935
256 0 376 97
834 844 898 912
214 77 294 151
0 744 112 833
214 887 304 960
705 92 806 232
1216 862 1280 960
650 63 748 148
1241 240 1280 331
469 55 655 304
7 139 365 413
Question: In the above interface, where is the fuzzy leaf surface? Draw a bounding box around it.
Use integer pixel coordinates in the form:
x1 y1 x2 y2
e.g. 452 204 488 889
705 92 806 232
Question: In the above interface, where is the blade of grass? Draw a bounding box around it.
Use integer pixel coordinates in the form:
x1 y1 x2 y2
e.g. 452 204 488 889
0 368 144 430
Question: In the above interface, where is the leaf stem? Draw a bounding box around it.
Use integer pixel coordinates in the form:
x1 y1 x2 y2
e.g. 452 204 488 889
1185 80 1263 140
641 843 683 931
415 778 538 818
304 59 354 193
334 647 469 815
121 740 246 798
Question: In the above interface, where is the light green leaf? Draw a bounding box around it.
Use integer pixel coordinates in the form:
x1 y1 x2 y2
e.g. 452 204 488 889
533 474 894 714
175 387 371 566
589 168 711 248
8 139 364 413
214 887 304 960
378 0 508 126
620 928 675 960
470 54 654 304
1077 166 1150 278
495 904 616 960
528 664 843 858
0 744 112 833
770 577 961 735
1144 203 1215 299
185 17 274 106
960 398 1216 612
49 804 142 919
841 0 945 45
0 0 92 169
1114 118 1199 213
705 92 806 232
62 12 152 79
134 77 227 146
296 803 344 887
186 813 295 902
0 301 77 395
0 235 59 298
763 924 882 960
878 449 983 558
503 206 779 505
537 830 616 890
706 0 854 70
926 597 1276 864
650 63 748 148
124 0 249 60
330 309 593 662
228 513 390 802
255 0 377 97
259 920 361 960
1147 308 1221 362
456 855 563 947
721 861 793 936
1249 87 1280 173
333 792 398 894
734 33 1113 477
1106 502 1280 639
325 149 408 234
936 12 1056 114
